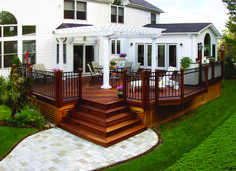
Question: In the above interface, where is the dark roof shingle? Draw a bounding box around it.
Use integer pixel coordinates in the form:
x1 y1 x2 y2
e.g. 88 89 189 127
128 0 164 13
145 23 212 33
56 23 93 29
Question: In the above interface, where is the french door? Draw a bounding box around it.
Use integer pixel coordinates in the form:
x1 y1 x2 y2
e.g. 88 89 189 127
74 45 94 72
137 44 152 69
157 44 177 69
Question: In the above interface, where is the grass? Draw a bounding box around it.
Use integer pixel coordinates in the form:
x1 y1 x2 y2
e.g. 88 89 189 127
107 80 236 171
0 126 37 159
166 111 236 170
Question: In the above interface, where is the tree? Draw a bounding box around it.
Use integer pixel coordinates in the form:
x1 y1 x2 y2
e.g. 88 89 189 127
222 0 236 60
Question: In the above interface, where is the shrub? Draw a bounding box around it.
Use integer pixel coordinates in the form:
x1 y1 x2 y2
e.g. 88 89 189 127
0 105 12 122
0 72 34 116
8 104 45 129
180 57 193 69
224 53 236 79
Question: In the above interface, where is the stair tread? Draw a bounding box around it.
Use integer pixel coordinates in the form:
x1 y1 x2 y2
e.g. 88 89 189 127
69 110 134 123
107 124 147 142
77 104 129 114
59 122 106 143
64 116 141 133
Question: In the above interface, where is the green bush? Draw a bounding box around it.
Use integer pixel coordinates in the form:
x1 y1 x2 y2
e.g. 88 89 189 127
8 104 45 129
0 72 34 116
180 57 193 69
0 105 12 121
224 53 236 79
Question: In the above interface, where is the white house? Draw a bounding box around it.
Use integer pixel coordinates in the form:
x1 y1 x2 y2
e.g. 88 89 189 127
0 0 221 88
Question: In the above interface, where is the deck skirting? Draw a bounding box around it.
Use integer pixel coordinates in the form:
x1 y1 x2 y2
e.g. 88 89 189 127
131 81 221 127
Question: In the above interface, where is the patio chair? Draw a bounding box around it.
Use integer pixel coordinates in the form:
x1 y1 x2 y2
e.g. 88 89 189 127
124 61 133 73
92 61 101 73
132 63 141 73
33 63 54 79
87 64 102 82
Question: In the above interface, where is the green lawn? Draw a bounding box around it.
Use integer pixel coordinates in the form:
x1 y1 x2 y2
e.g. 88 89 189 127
107 80 236 171
166 111 236 170
0 126 37 159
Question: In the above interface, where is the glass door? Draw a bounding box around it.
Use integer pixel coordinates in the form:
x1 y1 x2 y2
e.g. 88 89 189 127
73 45 94 72
169 45 177 67
137 44 152 69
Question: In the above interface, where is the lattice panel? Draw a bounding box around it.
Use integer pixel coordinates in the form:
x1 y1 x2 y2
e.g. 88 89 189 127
130 107 144 119
32 98 58 124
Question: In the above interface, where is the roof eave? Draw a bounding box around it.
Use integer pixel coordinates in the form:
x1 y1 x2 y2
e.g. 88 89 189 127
199 24 222 38
126 3 164 14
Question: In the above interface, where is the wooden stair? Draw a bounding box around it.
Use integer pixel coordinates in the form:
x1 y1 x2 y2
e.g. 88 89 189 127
58 99 147 147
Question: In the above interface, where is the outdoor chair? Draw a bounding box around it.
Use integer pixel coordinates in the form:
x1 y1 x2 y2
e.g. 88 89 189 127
132 63 141 73
130 66 179 92
33 63 54 80
124 61 133 73
87 64 102 82
92 61 101 74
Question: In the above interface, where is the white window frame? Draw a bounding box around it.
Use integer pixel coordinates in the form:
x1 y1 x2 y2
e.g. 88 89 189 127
111 5 124 24
111 39 121 55
64 0 87 20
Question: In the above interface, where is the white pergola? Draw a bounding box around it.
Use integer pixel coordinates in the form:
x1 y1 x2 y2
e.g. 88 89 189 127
54 24 164 89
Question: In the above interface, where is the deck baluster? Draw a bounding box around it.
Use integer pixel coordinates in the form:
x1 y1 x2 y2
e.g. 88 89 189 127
122 69 127 103
155 69 159 105
206 64 209 92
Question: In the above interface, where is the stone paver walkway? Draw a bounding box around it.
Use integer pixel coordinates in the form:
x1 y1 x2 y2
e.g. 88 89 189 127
0 127 158 171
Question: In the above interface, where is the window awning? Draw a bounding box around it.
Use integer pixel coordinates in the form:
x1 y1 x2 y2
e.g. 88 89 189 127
53 24 165 39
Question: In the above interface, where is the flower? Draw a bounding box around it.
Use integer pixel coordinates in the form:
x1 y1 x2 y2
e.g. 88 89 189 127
119 53 127 57
112 72 117 77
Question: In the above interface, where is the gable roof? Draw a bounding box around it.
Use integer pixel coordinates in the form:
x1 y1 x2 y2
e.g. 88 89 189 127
127 0 164 13
144 23 222 37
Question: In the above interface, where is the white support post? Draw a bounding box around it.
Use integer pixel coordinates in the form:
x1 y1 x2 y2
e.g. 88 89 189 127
151 38 157 72
59 38 64 71
101 37 112 89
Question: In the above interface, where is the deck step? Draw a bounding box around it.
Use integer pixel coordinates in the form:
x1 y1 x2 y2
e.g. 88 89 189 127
69 109 135 127
59 122 147 147
59 99 147 147
63 116 142 137
75 104 130 118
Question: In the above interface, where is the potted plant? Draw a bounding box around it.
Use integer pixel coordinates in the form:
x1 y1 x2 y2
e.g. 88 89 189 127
180 56 193 69
110 60 117 68
117 85 123 98
119 53 127 58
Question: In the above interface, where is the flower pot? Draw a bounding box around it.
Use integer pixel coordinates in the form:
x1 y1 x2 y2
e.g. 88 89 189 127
118 94 123 98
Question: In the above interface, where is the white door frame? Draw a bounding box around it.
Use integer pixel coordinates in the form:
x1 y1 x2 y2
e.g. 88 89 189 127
136 43 152 70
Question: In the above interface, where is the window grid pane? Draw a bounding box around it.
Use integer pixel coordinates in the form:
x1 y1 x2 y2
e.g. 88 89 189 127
64 1 74 10
158 45 165 67
22 26 36 36
151 13 156 24
117 40 120 54
4 26 17 37
148 45 152 66
112 40 116 54
22 40 36 64
138 45 144 65
77 2 86 11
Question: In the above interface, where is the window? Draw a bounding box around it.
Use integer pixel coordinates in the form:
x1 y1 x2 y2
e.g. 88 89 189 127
22 40 36 64
57 44 67 64
4 41 17 67
64 0 87 20
111 40 120 54
158 45 165 67
111 6 124 24
204 33 211 56
151 13 156 24
23 26 36 36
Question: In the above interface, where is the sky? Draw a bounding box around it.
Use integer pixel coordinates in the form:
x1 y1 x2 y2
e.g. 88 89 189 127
146 0 229 33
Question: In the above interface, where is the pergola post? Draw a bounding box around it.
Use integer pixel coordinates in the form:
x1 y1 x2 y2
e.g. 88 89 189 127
151 38 157 72
58 38 64 71
101 37 112 89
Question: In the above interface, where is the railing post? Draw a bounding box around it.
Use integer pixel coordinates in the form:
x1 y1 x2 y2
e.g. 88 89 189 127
78 68 83 104
206 64 209 92
122 69 127 103
212 61 215 79
181 68 184 101
142 70 146 109
29 66 33 95
54 71 59 107
58 70 63 108
146 70 150 109
155 69 159 106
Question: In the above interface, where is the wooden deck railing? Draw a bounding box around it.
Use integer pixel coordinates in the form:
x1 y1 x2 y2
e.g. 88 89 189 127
15 60 223 109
